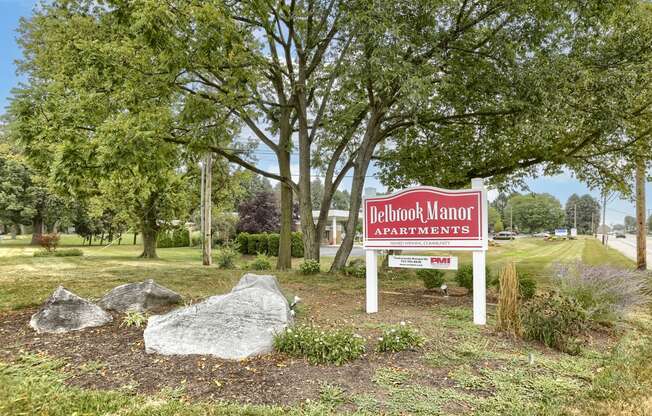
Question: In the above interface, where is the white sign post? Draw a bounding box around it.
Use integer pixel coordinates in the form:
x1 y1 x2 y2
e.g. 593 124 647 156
363 179 489 325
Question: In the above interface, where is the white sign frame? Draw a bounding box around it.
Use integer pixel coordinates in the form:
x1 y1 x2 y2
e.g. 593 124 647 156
363 179 488 325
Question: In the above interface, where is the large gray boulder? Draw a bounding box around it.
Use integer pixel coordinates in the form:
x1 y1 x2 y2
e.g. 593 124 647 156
30 286 113 334
98 279 182 313
144 274 292 359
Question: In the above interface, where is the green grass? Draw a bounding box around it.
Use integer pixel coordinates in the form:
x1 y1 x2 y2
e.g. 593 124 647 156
0 234 649 415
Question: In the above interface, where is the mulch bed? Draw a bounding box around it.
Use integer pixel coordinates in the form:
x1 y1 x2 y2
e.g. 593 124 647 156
0 291 471 407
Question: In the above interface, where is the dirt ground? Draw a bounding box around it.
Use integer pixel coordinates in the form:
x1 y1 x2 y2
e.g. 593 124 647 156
0 288 480 407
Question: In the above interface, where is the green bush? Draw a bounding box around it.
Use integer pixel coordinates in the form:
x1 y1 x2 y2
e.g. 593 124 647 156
553 262 648 325
417 269 445 289
249 253 272 270
521 291 588 354
299 259 321 275
247 234 259 255
34 248 84 257
454 264 491 291
376 322 424 353
274 325 366 365
236 233 249 254
268 234 280 256
214 246 239 269
157 228 189 248
518 273 537 300
342 258 365 278
291 232 304 257
257 234 269 254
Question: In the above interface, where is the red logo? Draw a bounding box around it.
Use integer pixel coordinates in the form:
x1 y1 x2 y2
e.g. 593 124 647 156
363 186 485 250
431 257 451 264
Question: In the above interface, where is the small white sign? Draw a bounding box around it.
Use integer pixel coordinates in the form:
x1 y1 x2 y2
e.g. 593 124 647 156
570 228 577 237
388 255 458 270
555 229 568 237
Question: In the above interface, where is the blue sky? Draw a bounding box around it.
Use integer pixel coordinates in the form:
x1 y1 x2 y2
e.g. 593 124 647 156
0 1 645 226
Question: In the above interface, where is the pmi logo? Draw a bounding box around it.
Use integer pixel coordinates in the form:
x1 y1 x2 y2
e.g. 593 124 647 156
430 257 451 265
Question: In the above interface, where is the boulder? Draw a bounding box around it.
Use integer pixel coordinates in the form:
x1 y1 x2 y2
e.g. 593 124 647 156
30 286 112 334
98 279 181 313
144 274 292 359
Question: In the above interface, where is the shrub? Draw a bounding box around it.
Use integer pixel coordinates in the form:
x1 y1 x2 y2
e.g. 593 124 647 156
518 272 537 300
299 259 321 275
236 233 249 254
291 232 304 257
37 233 60 252
157 228 189 248
249 253 272 270
497 263 521 335
376 322 424 352
268 234 280 256
257 234 269 254
521 291 588 354
214 246 239 269
34 248 83 257
54 248 84 257
120 311 148 328
274 325 366 365
417 269 445 289
552 262 648 324
342 258 365 278
247 234 259 255
455 264 491 291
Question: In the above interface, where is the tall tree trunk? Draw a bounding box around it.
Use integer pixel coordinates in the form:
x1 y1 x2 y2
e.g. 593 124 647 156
330 137 378 271
139 201 159 259
636 158 647 270
277 149 293 269
30 214 44 245
202 153 213 266
133 232 137 245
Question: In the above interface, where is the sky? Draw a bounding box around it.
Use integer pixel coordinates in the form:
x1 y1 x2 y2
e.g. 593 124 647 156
0 0 646 226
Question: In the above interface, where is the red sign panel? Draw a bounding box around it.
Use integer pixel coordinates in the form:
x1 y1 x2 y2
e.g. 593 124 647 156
363 186 487 250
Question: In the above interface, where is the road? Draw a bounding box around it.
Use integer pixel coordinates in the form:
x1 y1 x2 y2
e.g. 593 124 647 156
600 234 652 264
320 245 364 257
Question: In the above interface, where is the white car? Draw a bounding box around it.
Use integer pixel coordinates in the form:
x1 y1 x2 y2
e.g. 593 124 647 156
533 232 550 238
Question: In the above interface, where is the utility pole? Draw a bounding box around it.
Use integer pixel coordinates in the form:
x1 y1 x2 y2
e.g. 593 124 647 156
602 192 607 245
574 204 577 229
201 153 212 266
636 158 646 270
510 205 513 233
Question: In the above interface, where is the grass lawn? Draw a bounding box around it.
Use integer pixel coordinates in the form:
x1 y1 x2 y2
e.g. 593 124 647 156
1 235 651 415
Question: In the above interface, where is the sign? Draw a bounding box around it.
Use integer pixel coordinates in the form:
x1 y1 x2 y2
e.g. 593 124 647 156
555 229 568 237
363 186 487 250
389 255 458 270
363 180 488 326
570 228 577 238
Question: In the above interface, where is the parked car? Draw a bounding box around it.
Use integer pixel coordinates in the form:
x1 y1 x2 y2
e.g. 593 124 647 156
494 231 516 240
533 232 550 238
615 232 626 238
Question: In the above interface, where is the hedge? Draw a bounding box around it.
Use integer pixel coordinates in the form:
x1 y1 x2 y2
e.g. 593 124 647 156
235 232 304 257
157 228 190 248
237 233 249 254
268 234 280 256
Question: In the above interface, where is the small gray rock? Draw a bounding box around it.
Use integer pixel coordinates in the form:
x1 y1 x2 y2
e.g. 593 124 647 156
144 274 292 359
98 279 181 313
30 286 112 334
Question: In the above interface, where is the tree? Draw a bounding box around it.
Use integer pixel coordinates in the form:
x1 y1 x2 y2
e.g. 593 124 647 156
507 194 565 234
624 216 637 233
488 207 501 232
236 191 280 234
613 224 625 231
564 194 601 235
331 189 350 210
311 179 324 211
